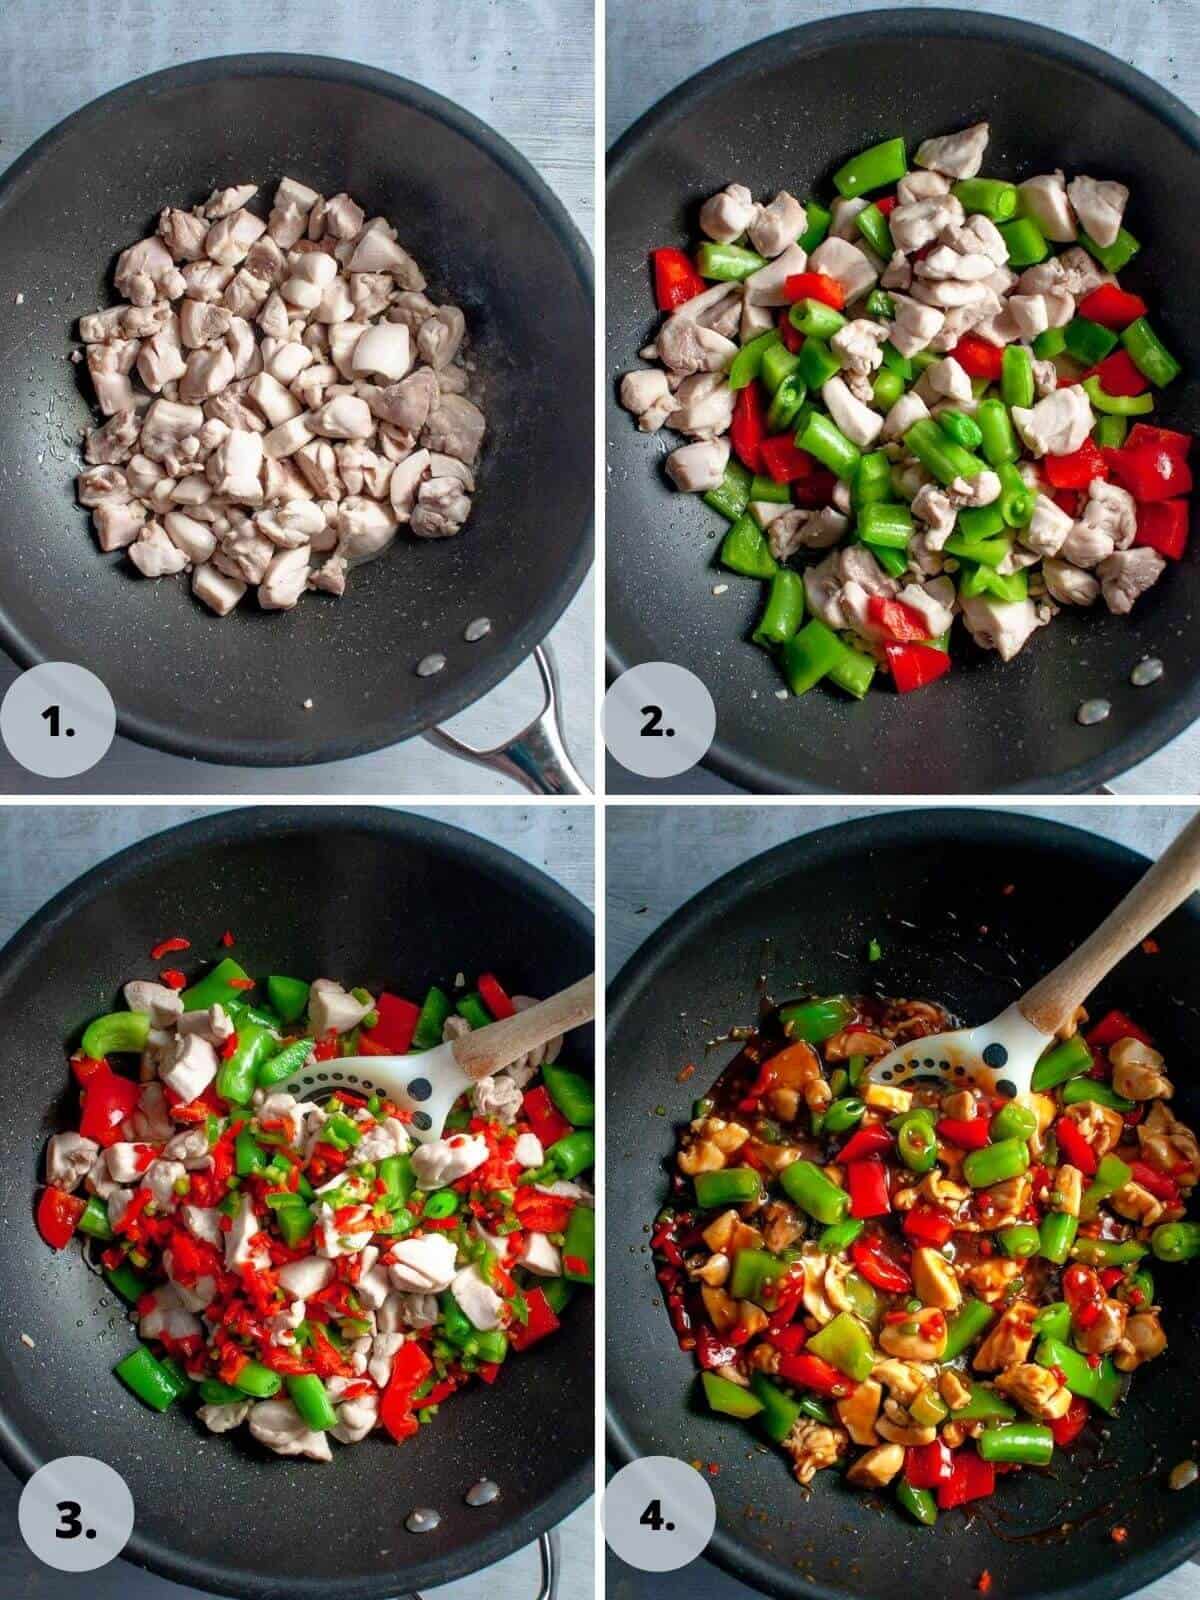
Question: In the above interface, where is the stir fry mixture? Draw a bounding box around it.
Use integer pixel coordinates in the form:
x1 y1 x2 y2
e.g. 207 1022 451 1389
622 122 1193 700
36 947 594 1460
653 994 1199 1523
76 178 485 614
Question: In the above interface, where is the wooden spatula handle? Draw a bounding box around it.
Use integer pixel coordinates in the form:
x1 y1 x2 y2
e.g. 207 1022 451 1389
1020 814 1200 1037
450 974 595 1081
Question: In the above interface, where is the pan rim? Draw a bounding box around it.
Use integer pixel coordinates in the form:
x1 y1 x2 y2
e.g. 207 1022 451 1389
0 804 594 1599
605 6 1200 795
605 806 1200 1600
0 51 594 769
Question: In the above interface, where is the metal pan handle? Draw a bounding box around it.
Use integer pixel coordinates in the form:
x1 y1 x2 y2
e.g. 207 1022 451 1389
411 1529 559 1600
422 644 589 795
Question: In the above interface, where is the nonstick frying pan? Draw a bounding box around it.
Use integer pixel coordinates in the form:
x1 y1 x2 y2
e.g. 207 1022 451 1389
0 54 593 769
0 807 594 1599
607 810 1200 1600
606 11 1200 793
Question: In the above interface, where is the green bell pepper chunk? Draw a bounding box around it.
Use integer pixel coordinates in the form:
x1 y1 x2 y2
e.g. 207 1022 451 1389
779 996 853 1042
941 1299 995 1363
82 1010 151 1059
990 1102 1037 1143
977 1422 1054 1466
897 1479 938 1526
779 1159 850 1226
456 993 492 1030
543 1277 576 1316
998 1222 1041 1259
1031 1033 1093 1092
235 1127 268 1177
232 1359 283 1399
198 1377 246 1406
181 958 252 1013
798 201 832 253
1065 316 1119 365
275 1201 315 1247
962 1137 1029 1189
720 513 777 579
761 342 802 395
255 1035 315 1092
1080 226 1141 274
104 1260 149 1303
1035 1337 1123 1413
548 1128 595 1180
694 1168 762 1209
753 570 806 649
819 1217 865 1254
807 1312 874 1381
704 458 755 522
379 1152 416 1208
217 1021 278 1105
1061 1078 1134 1113
729 330 782 392
1038 1211 1079 1265
748 1372 804 1443
114 1345 181 1412
788 298 846 340
997 217 1048 268
950 1383 1018 1423
78 1193 114 1240
729 1247 787 1305
696 241 767 282
543 1060 595 1127
833 137 908 199
1032 1302 1071 1342
855 202 893 259
266 975 310 1025
411 985 453 1051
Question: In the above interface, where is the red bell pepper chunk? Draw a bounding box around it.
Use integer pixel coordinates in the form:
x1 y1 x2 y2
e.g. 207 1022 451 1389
936 1116 991 1151
778 1351 856 1397
522 1084 572 1147
1042 437 1110 490
951 334 1005 381
360 992 420 1054
850 1236 912 1294
379 1340 433 1442
903 1206 955 1248
875 195 897 216
79 1066 141 1149
837 1123 894 1164
868 594 931 643
1053 1116 1098 1177
476 1362 503 1385
783 271 846 309
509 1288 561 1352
760 434 815 484
937 1448 995 1510
778 309 805 353
650 247 705 312
885 642 951 694
1130 1160 1181 1204
1077 284 1148 329
1127 423 1192 461
1086 1009 1154 1049
1052 488 1081 518
792 467 840 507
36 1187 85 1250
905 1439 954 1489
769 1323 808 1355
847 1156 891 1219
1105 443 1194 503
1093 349 1149 398
695 1325 738 1371
1050 1395 1090 1448
70 1054 109 1086
477 972 516 1020
1135 499 1189 560
730 382 768 475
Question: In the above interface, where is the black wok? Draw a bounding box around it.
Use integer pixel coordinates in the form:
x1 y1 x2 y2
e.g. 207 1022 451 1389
606 11 1200 793
0 54 593 767
0 807 593 1598
607 809 1200 1599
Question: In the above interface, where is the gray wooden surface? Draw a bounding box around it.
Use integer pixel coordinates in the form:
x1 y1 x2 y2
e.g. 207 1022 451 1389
606 800 1197 1600
605 0 1200 797
0 0 594 796
0 804 593 1600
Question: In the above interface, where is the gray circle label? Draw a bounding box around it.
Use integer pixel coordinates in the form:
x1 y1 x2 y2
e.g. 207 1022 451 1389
18 1456 134 1572
603 1456 717 1572
1 663 116 777
602 663 716 778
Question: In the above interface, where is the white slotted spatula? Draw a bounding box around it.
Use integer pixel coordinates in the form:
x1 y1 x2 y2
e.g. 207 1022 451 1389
269 974 595 1141
862 814 1200 1099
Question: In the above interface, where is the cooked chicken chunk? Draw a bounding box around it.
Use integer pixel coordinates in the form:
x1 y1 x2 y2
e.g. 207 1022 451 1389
1097 547 1165 615
915 122 990 180
1067 175 1129 248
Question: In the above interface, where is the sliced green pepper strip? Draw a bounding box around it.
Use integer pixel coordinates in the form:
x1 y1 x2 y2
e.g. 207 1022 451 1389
905 418 985 485
217 1022 277 1105
729 330 782 392
1081 377 1155 417
807 1311 874 1381
798 201 832 253
1031 1033 1093 1092
694 1168 762 1209
696 241 767 282
411 985 452 1051
781 620 843 695
1035 1337 1123 1413
819 1217 866 1254
1094 414 1129 448
951 1383 1018 1423
198 1377 245 1406
255 1034 315 1091
881 342 913 380
1072 1237 1147 1268
729 1247 787 1305
232 1359 283 1399
1038 1211 1079 1265
834 137 908 199
995 461 1034 528
114 1345 180 1412
1151 1221 1200 1263
78 1193 114 1240
998 1222 1041 1259
1065 316 1119 365
266 975 310 1025
991 1102 1037 1143
798 411 860 481
789 298 846 340
857 501 913 548
872 368 904 409
276 1201 316 1247
1033 325 1069 360
563 1204 595 1284
897 1480 938 1526
1001 344 1035 409
548 1128 595 1180
854 452 893 510
939 409 984 451
1061 1078 1134 1113
766 373 808 433
998 217 1048 267
720 513 778 579
779 1159 850 1225
543 1061 595 1127
962 1138 1029 1189
796 336 843 393
286 1373 339 1430
749 1372 805 1442
105 1260 149 1303
753 570 806 649
701 1370 763 1420
181 958 252 1013
941 1299 994 1363
81 1010 150 1059
235 1127 268 1177
978 1422 1054 1466
952 177 1018 221
1032 1302 1071 1342
1080 226 1141 274
855 202 893 259
456 993 492 1030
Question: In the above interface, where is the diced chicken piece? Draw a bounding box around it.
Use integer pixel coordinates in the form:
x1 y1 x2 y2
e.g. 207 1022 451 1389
915 122 990 180
1041 556 1100 607
277 1255 335 1300
947 470 1001 509
129 523 189 578
972 1300 1037 1371
1011 387 1094 458
821 376 883 449
411 1133 489 1188
115 236 185 306
1032 358 1058 398
881 249 913 291
47 1131 100 1192
960 594 1048 661
669 371 735 439
1080 477 1138 551
803 549 847 628
889 196 965 254
160 510 215 564
408 476 469 541
782 1418 848 1485
742 242 808 307
882 391 930 443
699 183 758 243
839 543 897 597
1018 172 1078 242
846 1443 905 1490
1007 294 1050 340
162 1031 219 1102
749 191 807 258
1097 547 1166 615
158 207 210 262
665 438 730 494
655 310 736 375
1115 1311 1168 1372
309 394 372 440
204 208 267 268
421 394 485 465
831 318 887 376
179 299 232 349
895 578 956 638
911 1245 962 1310
925 356 972 403
1067 175 1129 249
258 545 311 610
1057 245 1110 300
910 482 957 549
308 977 371 1034
139 1282 202 1343
1110 1036 1173 1101
897 170 951 204
451 1264 506 1330
248 1398 332 1462
207 429 264 501
914 245 996 284
1020 494 1074 559
888 295 945 358
620 368 677 432
994 1363 1073 1420
807 236 878 302
350 323 411 382
192 562 246 615
122 978 183 1026
1060 517 1115 569
827 196 868 241
387 1233 459 1293
943 214 1010 266
262 414 315 460
412 306 465 371
93 499 148 553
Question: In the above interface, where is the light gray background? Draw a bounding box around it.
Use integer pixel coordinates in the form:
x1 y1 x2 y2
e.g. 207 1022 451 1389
0 804 594 1600
605 0 1200 796
0 0 594 797
606 800 1198 1600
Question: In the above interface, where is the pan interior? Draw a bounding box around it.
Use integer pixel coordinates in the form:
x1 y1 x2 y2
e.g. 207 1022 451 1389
0 56 592 766
606 14 1200 792
607 811 1200 1600
0 809 593 1599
